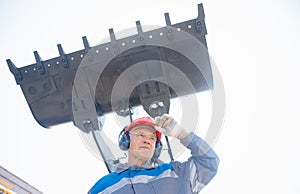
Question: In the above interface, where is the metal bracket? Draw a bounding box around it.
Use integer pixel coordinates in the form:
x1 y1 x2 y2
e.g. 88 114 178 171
82 120 117 173
137 81 170 115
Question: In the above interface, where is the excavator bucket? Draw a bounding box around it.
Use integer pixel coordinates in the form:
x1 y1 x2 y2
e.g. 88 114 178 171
7 4 213 130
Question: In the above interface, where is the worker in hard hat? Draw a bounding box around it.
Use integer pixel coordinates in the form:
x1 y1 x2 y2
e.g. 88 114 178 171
88 114 219 194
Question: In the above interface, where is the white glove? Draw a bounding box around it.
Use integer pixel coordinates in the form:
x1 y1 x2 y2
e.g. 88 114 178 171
154 114 187 139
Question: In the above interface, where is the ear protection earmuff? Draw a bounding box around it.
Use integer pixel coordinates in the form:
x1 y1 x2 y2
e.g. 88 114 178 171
118 127 130 151
152 141 163 160
118 126 163 159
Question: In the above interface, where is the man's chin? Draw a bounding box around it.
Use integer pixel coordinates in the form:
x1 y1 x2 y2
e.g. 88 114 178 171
135 150 154 160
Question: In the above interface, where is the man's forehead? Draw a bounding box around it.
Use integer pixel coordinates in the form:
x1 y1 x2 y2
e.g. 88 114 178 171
130 124 156 133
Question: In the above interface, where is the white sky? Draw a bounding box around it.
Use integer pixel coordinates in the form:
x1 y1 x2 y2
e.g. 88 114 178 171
1 0 300 193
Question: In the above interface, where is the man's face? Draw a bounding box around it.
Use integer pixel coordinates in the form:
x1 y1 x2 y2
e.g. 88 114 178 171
128 125 157 161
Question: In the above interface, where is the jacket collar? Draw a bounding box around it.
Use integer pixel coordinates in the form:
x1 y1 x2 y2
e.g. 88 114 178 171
115 161 154 173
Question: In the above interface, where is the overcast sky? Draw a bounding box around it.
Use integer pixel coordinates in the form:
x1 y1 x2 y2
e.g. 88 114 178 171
1 0 300 193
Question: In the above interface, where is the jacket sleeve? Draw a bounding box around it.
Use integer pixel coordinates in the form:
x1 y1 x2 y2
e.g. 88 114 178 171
172 132 219 193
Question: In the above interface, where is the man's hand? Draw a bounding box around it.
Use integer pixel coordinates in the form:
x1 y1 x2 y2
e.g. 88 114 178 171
154 114 188 139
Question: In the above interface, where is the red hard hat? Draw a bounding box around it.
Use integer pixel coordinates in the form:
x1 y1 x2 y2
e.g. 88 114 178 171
124 117 162 142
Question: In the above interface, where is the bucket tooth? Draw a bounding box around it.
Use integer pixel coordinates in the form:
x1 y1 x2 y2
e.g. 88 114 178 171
82 36 91 54
164 12 171 26
109 28 120 54
57 44 69 68
34 51 45 75
109 28 117 42
164 13 174 40
136 21 145 44
136 20 143 35
195 3 206 33
6 59 22 84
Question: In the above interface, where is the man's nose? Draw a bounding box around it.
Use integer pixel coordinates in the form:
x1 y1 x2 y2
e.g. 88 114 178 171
142 138 151 144
141 136 153 144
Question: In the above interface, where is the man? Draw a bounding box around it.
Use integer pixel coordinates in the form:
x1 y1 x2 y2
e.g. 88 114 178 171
89 114 219 194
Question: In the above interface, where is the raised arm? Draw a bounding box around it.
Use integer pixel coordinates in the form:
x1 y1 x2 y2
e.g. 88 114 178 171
155 114 219 193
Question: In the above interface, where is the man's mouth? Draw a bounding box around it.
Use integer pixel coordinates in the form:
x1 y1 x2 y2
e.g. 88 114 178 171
139 146 150 150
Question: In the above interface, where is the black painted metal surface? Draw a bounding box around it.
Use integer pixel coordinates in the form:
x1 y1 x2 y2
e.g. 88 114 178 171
6 4 213 129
